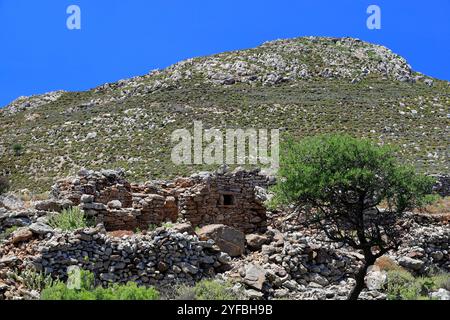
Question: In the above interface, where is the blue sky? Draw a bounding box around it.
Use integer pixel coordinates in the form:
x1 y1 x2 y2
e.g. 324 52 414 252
0 0 449 107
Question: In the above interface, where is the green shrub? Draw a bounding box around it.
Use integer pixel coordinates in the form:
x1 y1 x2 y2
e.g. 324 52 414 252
433 274 450 291
12 143 23 156
48 207 93 231
41 270 160 300
386 270 450 300
269 134 435 212
194 280 240 300
19 268 55 292
0 176 9 194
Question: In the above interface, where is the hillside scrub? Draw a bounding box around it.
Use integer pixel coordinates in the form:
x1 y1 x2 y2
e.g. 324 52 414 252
41 270 160 300
47 207 94 231
386 269 450 300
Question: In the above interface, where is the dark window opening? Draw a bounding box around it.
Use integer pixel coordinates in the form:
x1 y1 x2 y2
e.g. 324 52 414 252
223 194 235 206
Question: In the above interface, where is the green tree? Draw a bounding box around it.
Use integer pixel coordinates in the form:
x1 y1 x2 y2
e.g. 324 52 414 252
269 134 435 300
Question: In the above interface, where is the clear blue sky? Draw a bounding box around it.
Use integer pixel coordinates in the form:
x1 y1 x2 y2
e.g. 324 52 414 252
0 0 449 107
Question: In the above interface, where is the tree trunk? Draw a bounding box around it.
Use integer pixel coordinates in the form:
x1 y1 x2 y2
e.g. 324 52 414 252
347 256 375 300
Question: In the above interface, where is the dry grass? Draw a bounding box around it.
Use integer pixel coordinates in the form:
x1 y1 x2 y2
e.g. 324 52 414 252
416 196 450 215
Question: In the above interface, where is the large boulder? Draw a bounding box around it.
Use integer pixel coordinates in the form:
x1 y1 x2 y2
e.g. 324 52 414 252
197 224 245 257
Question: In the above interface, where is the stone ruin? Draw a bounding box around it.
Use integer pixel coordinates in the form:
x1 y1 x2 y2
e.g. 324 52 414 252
51 167 274 234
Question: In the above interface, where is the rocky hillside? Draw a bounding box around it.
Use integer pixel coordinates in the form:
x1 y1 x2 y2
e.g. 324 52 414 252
1 37 449 192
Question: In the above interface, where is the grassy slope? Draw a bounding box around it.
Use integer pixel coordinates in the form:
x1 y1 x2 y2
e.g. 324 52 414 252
0 38 449 192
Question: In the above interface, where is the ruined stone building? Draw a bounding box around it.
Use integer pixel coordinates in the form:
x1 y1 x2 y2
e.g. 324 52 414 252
51 167 273 233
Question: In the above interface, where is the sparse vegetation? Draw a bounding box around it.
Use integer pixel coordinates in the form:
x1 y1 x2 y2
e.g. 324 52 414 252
41 270 160 300
172 280 242 300
386 269 450 300
0 37 448 193
7 268 55 292
0 226 19 241
47 207 93 231
162 222 174 228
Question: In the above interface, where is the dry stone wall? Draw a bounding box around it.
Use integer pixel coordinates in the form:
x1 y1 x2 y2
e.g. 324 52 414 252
51 168 272 233
177 169 270 233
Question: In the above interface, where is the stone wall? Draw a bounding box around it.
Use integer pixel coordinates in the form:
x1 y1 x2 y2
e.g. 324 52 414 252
177 170 270 233
27 227 230 288
392 222 450 274
51 168 272 233
431 174 450 197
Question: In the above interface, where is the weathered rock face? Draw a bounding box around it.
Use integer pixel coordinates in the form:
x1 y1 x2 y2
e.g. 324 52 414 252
365 267 387 291
243 264 267 290
51 168 272 233
198 224 245 257
398 257 425 271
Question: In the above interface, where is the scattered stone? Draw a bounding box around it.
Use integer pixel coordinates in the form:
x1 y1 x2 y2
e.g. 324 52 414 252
246 234 268 251
11 228 33 244
80 194 94 203
243 264 266 290
398 256 425 271
28 222 54 235
107 200 122 209
34 199 72 212
245 289 264 299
